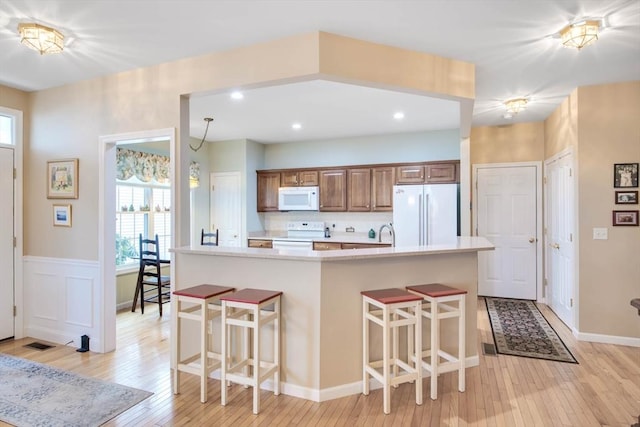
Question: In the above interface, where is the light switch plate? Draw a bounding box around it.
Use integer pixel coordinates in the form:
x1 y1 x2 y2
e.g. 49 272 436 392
593 227 608 240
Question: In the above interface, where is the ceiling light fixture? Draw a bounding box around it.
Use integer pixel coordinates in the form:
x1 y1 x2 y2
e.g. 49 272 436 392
18 23 64 55
559 19 601 50
190 117 213 152
291 123 302 130
504 98 528 116
393 112 405 120
230 91 244 100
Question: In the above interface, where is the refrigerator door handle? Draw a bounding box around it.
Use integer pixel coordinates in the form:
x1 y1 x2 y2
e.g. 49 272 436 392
418 193 423 245
425 194 430 245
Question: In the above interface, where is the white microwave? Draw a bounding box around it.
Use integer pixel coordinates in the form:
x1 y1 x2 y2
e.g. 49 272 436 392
278 186 319 211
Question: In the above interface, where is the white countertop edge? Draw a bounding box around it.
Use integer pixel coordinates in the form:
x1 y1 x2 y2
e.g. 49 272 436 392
171 237 494 261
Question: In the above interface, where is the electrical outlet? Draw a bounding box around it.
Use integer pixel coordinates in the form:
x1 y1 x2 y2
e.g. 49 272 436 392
593 227 608 240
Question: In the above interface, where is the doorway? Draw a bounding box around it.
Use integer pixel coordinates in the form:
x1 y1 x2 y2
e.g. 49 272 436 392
210 172 242 247
0 147 14 340
99 128 176 353
473 162 542 300
544 149 576 328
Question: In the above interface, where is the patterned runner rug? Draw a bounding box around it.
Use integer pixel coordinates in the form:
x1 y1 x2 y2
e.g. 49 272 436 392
0 353 152 426
485 297 578 363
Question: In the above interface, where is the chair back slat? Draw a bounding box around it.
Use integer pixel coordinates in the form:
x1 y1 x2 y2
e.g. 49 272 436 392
201 228 219 246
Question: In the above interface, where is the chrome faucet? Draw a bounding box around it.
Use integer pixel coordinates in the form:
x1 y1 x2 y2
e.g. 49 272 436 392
378 223 395 247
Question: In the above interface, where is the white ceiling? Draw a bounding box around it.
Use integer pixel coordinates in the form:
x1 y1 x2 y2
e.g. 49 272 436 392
1 0 639 144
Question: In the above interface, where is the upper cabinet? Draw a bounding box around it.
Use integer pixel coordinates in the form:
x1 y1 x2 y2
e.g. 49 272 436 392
371 167 394 211
257 160 458 213
319 169 347 211
424 162 458 183
396 161 459 184
281 170 319 187
347 168 371 211
257 171 280 212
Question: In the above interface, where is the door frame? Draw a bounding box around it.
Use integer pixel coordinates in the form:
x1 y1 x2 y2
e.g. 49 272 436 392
472 161 543 302
544 147 577 328
98 128 176 353
0 106 24 340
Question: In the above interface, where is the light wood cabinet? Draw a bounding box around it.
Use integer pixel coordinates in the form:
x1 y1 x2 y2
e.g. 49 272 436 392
313 242 343 251
371 167 394 211
347 168 371 211
319 169 347 211
396 165 425 183
257 172 280 212
425 162 458 183
281 170 318 187
248 239 273 248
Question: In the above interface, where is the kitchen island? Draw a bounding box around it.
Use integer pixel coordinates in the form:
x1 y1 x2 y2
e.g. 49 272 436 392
171 237 493 402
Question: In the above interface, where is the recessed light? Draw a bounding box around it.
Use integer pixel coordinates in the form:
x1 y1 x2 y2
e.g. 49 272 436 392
230 91 244 100
393 112 405 120
292 123 302 130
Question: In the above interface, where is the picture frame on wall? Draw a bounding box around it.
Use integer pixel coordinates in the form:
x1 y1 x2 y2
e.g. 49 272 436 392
47 158 79 199
53 204 72 227
612 210 638 226
615 190 638 205
613 163 638 188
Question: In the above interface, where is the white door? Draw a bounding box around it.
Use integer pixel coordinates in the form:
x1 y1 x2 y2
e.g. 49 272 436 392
0 147 14 340
476 165 538 300
545 152 575 328
210 172 241 247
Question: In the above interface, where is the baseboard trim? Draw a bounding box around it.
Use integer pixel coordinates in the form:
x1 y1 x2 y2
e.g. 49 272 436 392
204 355 481 403
576 332 640 347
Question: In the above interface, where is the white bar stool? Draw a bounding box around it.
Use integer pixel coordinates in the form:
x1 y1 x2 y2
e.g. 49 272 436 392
173 284 235 403
362 288 423 414
220 288 282 415
406 283 467 400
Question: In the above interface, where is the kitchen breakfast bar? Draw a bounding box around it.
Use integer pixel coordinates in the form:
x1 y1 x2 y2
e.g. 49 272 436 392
171 237 493 402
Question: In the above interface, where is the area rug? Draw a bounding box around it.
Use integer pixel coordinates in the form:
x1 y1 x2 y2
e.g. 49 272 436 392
485 297 578 363
0 353 152 426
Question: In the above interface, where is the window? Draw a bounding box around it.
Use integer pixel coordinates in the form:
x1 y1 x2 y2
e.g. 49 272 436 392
0 115 13 145
116 183 171 267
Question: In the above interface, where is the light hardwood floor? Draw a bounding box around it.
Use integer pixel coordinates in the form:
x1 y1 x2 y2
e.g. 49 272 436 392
1 299 638 426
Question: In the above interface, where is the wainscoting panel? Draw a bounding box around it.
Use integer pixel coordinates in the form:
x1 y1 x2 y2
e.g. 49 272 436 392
24 257 101 351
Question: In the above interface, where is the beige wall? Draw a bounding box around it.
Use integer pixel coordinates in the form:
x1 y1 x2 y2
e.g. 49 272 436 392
470 122 545 165
18 31 473 261
575 81 640 337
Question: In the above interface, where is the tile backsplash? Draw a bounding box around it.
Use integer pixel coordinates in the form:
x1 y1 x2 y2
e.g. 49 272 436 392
262 211 393 233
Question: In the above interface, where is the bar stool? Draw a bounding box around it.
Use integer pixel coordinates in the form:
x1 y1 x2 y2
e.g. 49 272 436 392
406 283 467 400
173 284 235 403
220 288 282 415
361 288 423 414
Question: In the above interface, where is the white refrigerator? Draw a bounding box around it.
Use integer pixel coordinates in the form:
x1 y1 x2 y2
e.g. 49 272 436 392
392 184 458 246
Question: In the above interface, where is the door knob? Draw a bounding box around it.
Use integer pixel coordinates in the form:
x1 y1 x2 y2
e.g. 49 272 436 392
529 237 535 243
551 243 560 249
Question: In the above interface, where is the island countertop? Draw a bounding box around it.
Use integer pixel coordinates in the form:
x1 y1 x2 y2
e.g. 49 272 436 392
172 236 493 403
171 236 494 261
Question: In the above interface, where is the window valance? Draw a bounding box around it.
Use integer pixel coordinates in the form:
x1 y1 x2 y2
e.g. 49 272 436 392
116 147 199 186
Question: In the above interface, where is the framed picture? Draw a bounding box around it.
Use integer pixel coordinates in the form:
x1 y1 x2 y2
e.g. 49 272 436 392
612 210 638 226
47 159 79 199
53 204 72 227
613 163 638 188
615 190 638 205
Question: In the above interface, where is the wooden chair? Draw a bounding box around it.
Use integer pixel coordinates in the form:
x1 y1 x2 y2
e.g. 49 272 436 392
201 228 219 246
131 234 171 316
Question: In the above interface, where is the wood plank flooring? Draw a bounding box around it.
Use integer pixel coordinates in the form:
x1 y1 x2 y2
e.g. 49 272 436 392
1 299 638 426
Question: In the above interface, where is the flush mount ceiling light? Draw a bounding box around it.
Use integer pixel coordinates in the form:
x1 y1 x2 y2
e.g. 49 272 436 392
230 91 244 100
393 112 405 120
559 19 601 50
18 23 64 55
502 98 528 119
291 123 302 130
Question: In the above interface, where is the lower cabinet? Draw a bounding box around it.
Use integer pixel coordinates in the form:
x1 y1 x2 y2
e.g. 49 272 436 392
247 239 273 248
313 242 343 251
341 243 390 249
